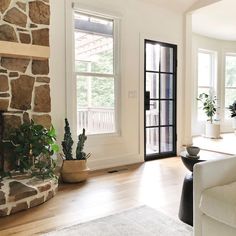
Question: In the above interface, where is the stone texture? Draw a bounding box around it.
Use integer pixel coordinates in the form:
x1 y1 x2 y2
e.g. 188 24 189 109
1 57 30 73
0 24 18 42
9 72 19 77
32 59 49 75
30 196 44 208
9 181 37 202
0 0 10 14
0 69 7 73
10 202 28 214
0 93 10 97
3 7 27 28
10 75 35 110
32 114 51 129
32 28 49 46
0 75 9 92
19 33 31 44
36 77 50 83
0 183 3 189
0 191 6 205
0 208 8 217
37 183 51 192
30 23 38 28
46 190 54 201
0 99 9 111
17 28 28 32
3 115 21 137
29 1 50 25
0 179 57 217
16 1 26 11
34 85 51 112
23 112 30 123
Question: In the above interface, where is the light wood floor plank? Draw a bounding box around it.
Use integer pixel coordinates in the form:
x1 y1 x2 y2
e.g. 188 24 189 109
0 152 230 235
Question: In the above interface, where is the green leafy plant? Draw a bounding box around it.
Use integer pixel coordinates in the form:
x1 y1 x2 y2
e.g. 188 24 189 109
61 118 74 160
229 101 236 118
197 93 217 123
3 120 59 179
76 128 91 160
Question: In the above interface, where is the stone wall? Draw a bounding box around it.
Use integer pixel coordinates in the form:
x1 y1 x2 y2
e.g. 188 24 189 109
0 0 51 128
0 175 58 217
0 0 51 171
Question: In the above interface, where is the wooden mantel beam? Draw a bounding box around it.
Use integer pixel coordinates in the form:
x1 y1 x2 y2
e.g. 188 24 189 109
0 41 50 60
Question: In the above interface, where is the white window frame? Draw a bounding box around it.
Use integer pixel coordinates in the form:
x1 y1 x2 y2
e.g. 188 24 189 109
223 52 236 120
66 2 121 138
196 49 217 121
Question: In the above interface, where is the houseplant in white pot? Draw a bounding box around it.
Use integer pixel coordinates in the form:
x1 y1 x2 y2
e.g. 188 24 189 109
229 101 236 130
197 93 220 138
61 119 91 183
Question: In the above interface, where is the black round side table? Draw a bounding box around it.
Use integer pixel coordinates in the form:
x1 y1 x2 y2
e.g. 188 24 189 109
178 151 205 226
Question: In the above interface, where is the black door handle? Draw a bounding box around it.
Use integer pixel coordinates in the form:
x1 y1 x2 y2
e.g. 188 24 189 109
145 91 150 110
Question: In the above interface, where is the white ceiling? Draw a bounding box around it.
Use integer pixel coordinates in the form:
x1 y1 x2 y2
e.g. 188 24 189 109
140 0 199 12
192 0 236 41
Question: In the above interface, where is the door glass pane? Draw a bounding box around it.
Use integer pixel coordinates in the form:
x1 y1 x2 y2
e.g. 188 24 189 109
160 101 173 125
160 74 173 99
146 128 159 155
160 127 173 152
160 46 173 73
146 72 159 99
146 101 159 126
146 43 160 71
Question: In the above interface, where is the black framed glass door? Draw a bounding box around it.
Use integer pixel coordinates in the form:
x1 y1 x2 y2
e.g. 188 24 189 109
144 39 177 161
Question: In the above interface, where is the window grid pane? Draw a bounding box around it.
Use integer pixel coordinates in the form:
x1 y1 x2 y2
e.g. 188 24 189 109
75 12 116 135
197 50 216 121
225 55 236 118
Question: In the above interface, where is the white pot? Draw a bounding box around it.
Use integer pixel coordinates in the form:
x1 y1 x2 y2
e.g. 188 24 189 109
205 122 220 138
232 117 236 130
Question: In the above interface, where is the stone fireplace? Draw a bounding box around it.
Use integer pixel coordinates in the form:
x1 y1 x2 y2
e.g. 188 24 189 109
0 0 52 172
0 112 4 171
0 1 59 217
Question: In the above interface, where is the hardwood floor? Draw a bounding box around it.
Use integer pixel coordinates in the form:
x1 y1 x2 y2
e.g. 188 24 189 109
0 152 230 235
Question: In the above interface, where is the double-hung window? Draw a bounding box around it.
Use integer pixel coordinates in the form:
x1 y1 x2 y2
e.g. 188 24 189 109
74 11 118 135
224 54 236 118
197 49 217 121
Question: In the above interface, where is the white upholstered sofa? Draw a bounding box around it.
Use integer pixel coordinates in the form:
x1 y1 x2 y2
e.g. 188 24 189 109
193 156 236 236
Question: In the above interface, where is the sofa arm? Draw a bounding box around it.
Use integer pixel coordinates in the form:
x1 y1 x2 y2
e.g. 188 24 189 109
194 156 236 191
193 156 236 236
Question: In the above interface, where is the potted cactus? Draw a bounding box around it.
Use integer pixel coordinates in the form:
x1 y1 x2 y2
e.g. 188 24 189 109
61 119 91 183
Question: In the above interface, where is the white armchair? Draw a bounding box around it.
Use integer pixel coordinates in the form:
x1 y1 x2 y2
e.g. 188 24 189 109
193 156 236 236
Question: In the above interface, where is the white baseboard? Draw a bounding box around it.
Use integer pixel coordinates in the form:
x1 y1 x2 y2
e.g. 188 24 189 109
87 153 144 171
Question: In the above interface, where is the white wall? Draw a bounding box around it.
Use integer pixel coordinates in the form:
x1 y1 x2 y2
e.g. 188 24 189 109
191 33 236 135
50 0 185 170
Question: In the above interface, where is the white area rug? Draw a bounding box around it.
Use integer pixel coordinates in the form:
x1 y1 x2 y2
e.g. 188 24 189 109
44 206 193 236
